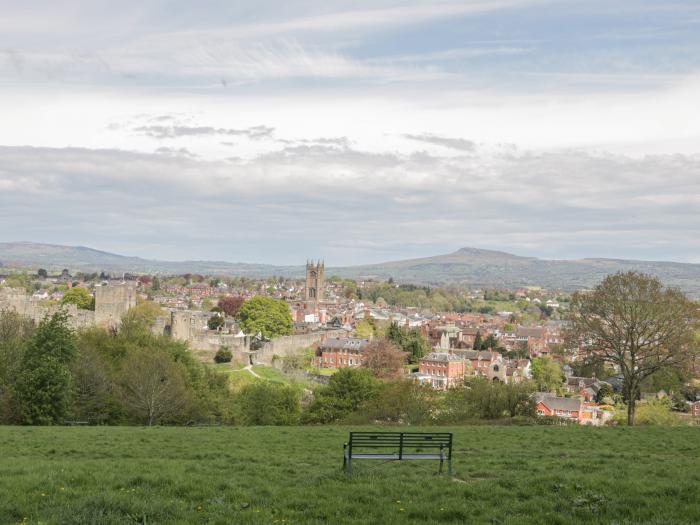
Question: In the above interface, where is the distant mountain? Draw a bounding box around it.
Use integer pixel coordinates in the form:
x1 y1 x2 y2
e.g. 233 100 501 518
2 242 700 297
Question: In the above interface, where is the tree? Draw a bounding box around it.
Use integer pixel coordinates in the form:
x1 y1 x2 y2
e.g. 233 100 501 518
61 287 95 310
218 296 245 318
214 346 232 363
361 339 407 380
235 382 300 425
386 322 430 363
569 272 699 426
0 309 35 423
354 319 374 338
208 315 224 331
238 297 293 339
303 368 379 424
37 268 48 278
119 349 191 426
473 331 483 350
595 382 614 403
531 357 564 393
15 311 76 424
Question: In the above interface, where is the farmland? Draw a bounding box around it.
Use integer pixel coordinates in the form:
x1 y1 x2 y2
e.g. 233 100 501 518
1 425 699 524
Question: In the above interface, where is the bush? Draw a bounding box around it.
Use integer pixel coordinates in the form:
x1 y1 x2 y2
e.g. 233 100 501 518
235 382 300 425
214 346 233 364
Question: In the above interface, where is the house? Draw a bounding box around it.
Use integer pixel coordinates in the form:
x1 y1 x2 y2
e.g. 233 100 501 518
315 337 369 369
535 395 583 420
565 376 610 402
690 401 700 417
453 349 500 376
416 352 465 390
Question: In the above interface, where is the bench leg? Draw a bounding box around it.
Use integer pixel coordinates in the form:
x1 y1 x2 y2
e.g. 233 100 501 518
439 455 444 474
448 458 452 476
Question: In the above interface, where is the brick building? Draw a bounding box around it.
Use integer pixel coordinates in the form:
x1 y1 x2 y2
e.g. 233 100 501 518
315 337 369 368
417 352 466 390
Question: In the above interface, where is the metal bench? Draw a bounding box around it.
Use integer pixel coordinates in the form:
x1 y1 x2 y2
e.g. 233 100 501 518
343 431 452 475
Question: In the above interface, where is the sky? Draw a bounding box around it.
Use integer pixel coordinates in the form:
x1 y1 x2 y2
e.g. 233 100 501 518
1 0 700 265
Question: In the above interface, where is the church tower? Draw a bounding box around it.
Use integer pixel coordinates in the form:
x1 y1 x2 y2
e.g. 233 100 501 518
305 259 325 302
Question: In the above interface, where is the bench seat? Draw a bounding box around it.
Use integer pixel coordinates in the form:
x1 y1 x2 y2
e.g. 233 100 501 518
343 431 453 474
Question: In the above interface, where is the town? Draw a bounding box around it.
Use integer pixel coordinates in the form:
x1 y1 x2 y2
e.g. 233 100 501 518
2 259 698 427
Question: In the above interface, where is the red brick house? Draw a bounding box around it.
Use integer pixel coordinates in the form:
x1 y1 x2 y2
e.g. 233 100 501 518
315 337 369 369
535 395 583 421
417 352 465 390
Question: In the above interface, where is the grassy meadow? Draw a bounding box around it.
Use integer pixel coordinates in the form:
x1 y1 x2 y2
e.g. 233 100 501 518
1 425 699 524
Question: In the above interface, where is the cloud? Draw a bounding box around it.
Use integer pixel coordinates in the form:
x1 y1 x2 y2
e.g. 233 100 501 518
1 144 699 264
402 133 476 152
132 125 274 140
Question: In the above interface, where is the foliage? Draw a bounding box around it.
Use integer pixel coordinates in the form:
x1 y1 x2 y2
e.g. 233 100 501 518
531 357 564 393
119 348 192 426
569 271 699 425
613 401 682 426
235 382 300 425
214 346 233 363
119 301 163 339
15 311 76 424
385 321 430 363
238 296 293 339
303 368 379 424
0 309 35 423
360 338 408 379
218 295 245 318
354 319 374 338
595 383 614 403
207 314 224 331
60 287 95 310
443 379 535 421
348 381 437 425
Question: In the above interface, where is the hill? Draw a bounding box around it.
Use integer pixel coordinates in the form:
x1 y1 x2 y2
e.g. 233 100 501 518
2 242 700 296
2 425 698 524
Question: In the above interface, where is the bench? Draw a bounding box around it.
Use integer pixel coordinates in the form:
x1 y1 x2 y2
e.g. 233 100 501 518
63 419 89 426
343 431 452 475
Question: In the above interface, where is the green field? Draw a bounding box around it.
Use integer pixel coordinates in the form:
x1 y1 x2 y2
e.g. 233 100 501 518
1 426 699 525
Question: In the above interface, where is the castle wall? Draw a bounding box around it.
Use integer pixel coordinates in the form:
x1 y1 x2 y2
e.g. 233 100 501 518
94 282 137 328
252 329 344 365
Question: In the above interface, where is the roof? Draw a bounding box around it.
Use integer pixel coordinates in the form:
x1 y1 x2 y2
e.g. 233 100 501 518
422 352 464 362
319 337 369 351
538 396 583 412
517 326 545 338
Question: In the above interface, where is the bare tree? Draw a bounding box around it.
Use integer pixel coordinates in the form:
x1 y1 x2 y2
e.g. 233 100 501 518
569 272 699 425
361 339 408 380
120 349 191 425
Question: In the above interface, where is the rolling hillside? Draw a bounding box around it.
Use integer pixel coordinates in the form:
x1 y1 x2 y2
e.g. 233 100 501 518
2 242 700 296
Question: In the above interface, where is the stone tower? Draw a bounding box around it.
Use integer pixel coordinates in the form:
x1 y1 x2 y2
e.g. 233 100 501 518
304 259 325 302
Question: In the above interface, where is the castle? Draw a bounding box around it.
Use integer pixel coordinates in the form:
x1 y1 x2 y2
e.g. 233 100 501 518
0 282 137 329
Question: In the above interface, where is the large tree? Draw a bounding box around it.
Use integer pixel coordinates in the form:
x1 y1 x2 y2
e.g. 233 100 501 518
15 311 76 425
238 296 293 339
569 272 698 425
61 287 95 310
531 357 564 393
361 339 408 380
218 296 245 318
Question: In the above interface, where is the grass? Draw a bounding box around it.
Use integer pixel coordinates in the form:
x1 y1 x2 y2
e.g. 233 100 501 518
1 426 699 525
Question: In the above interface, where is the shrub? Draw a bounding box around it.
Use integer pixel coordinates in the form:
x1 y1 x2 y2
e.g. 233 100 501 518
214 346 232 364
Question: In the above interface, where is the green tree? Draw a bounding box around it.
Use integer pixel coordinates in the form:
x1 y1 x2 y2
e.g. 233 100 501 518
595 382 614 403
61 287 95 310
119 348 192 426
15 311 76 425
208 315 224 331
354 319 374 338
569 272 699 425
238 297 293 339
531 357 564 393
235 382 300 425
214 346 232 363
0 309 35 423
473 331 483 350
386 321 430 363
303 368 379 424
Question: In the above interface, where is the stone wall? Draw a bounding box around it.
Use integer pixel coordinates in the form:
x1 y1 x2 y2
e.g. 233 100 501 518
252 330 345 365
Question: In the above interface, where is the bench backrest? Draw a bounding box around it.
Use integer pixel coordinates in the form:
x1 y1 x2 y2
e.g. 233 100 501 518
348 432 452 458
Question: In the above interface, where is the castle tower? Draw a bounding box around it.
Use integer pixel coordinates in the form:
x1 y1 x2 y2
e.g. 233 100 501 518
305 259 325 302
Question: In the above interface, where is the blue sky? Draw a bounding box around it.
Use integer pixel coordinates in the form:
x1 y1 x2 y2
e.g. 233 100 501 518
1 1 700 265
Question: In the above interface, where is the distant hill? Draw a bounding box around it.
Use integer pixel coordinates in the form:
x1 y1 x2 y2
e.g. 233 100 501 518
2 242 700 297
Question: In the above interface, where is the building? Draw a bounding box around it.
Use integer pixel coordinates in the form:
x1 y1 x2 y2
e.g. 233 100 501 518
305 260 325 302
315 337 369 368
417 352 465 390
535 395 583 420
